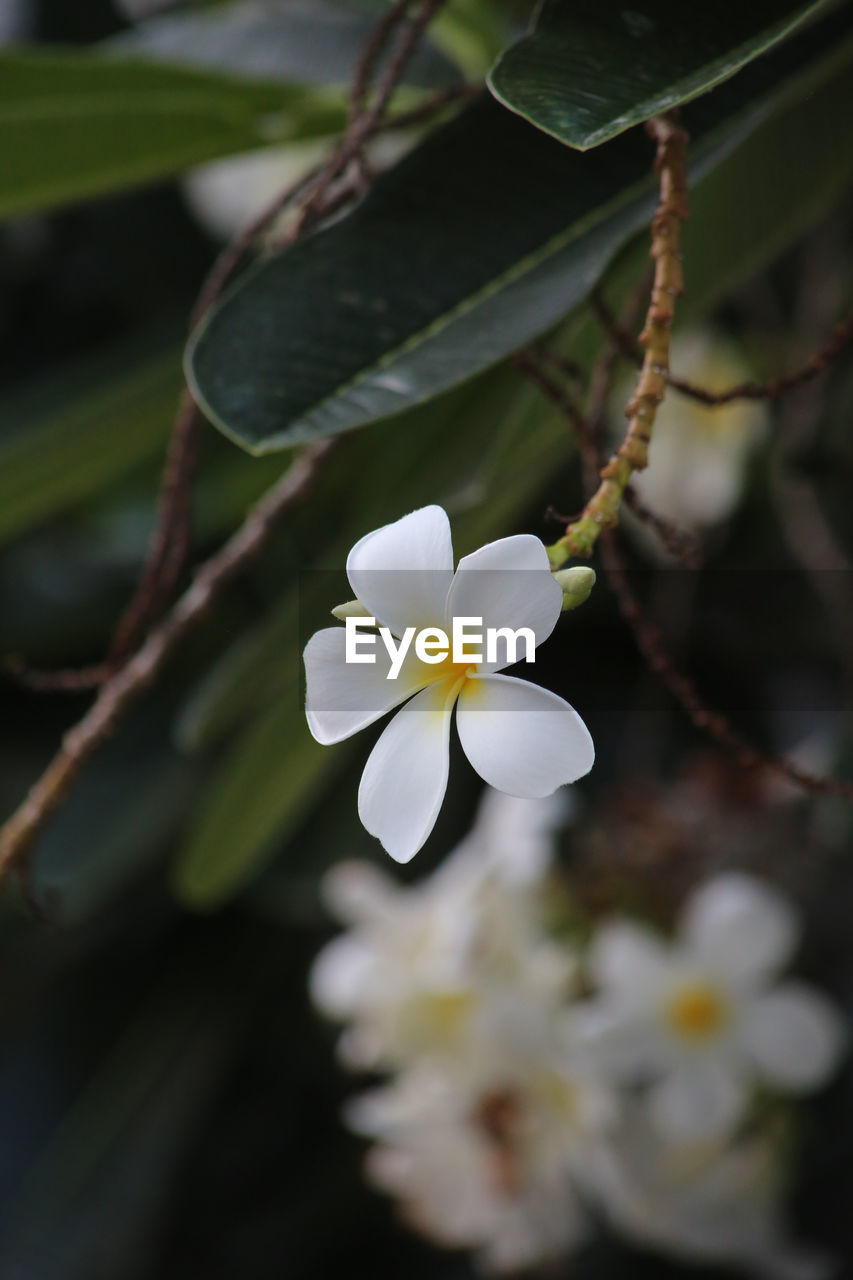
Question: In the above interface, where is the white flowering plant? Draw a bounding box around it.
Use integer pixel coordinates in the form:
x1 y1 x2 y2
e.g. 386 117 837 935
3 1 853 1277
311 788 846 1276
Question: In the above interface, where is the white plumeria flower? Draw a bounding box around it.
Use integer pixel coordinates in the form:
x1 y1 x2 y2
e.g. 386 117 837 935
615 329 769 539
581 873 845 1141
592 1103 830 1280
310 789 576 1070
346 1020 612 1274
303 505 594 862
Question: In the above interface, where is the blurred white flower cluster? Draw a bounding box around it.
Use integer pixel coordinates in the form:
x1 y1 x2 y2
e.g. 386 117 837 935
311 788 845 1276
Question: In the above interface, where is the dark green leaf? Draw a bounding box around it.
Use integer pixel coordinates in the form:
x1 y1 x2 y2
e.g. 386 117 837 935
172 698 354 910
176 37 853 908
186 9 853 453
488 0 833 150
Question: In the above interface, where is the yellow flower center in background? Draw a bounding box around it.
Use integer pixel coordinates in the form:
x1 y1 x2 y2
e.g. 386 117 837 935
402 989 475 1051
665 983 728 1041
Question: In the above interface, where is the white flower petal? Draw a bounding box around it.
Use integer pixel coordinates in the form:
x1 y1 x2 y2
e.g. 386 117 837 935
464 788 571 885
358 679 456 863
587 920 673 995
456 674 594 797
577 1003 673 1081
321 859 399 925
303 626 429 745
742 982 845 1091
346 505 454 635
445 534 562 673
681 873 798 990
649 1058 747 1140
309 934 375 1019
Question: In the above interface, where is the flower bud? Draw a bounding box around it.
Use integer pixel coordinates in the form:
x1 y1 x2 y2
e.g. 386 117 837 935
331 599 373 621
553 566 596 611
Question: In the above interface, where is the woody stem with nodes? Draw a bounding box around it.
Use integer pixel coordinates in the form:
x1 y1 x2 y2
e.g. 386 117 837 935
549 112 689 566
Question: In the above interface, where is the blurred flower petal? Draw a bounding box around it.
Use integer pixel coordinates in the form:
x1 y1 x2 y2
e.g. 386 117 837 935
742 982 845 1091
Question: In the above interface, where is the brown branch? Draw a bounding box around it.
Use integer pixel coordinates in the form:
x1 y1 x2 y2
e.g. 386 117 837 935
8 0 460 697
513 350 699 567
518 297 853 804
591 288 853 408
0 441 336 880
349 0 414 125
622 485 702 568
0 0 452 872
294 0 449 234
600 529 853 800
552 114 689 562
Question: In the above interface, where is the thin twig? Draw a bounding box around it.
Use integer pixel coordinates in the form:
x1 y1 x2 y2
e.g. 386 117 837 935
622 485 702 568
0 442 336 879
591 289 853 407
9 0 460 697
294 0 448 234
600 530 853 800
514 350 700 567
517 288 853 803
552 114 689 562
1 0 451 872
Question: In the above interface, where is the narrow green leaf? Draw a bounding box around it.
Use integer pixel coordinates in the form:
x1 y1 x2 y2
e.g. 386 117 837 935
488 0 834 150
186 9 853 453
679 57 853 317
29 705 196 924
0 49 344 220
172 698 354 910
0 346 181 547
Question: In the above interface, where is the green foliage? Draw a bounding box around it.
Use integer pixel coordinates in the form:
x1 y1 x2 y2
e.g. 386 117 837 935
185 8 853 453
0 344 180 547
0 49 348 221
488 0 834 149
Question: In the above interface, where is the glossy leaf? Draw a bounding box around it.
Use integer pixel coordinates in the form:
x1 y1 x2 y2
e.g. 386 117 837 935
186 8 853 453
0 49 344 221
174 37 853 909
488 0 834 150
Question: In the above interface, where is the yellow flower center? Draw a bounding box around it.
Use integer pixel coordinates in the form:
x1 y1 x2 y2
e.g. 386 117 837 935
412 989 475 1046
665 983 728 1042
428 653 477 687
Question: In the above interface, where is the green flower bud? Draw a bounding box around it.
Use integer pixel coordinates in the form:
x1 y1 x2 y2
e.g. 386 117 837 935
331 599 373 621
553 566 596 611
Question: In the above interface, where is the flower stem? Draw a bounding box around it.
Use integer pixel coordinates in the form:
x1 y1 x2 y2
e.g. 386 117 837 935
549 113 689 564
